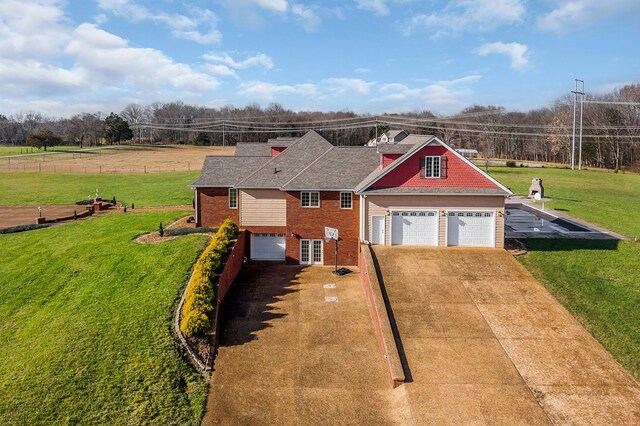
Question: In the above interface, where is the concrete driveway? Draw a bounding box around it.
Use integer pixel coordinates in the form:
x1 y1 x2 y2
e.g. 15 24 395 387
202 263 412 425
373 246 640 425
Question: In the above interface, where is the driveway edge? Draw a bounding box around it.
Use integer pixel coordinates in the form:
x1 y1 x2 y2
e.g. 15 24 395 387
359 244 405 387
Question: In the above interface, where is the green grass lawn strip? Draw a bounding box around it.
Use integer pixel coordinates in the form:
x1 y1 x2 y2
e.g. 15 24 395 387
486 166 640 381
0 212 209 424
0 171 199 206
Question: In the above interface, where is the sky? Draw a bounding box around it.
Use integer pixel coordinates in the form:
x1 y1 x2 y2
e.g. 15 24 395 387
1 0 639 118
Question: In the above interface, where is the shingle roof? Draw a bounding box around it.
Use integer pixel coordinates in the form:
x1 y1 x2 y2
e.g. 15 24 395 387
282 146 380 190
191 156 270 187
360 187 509 195
267 137 299 146
236 130 334 188
376 144 413 154
234 143 271 157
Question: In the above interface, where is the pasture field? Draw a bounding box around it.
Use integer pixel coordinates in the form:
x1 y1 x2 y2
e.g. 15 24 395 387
0 171 199 206
0 145 234 173
0 212 209 424
489 166 640 237
0 145 84 156
492 166 640 380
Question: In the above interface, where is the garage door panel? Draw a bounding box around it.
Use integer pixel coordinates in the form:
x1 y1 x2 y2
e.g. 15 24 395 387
447 211 495 247
391 211 438 246
250 234 286 260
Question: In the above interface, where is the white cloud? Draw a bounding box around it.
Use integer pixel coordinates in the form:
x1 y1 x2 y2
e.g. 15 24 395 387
354 67 372 74
238 81 318 100
291 4 321 32
325 78 376 95
254 0 289 12
203 52 274 70
355 0 390 16
66 24 219 93
404 0 525 37
204 64 239 79
537 0 640 32
97 0 221 44
475 42 528 69
377 75 482 108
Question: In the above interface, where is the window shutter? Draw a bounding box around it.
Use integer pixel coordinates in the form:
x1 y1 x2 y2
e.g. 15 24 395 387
420 156 426 178
440 156 447 178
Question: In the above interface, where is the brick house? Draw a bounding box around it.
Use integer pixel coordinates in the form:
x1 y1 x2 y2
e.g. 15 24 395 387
191 131 512 266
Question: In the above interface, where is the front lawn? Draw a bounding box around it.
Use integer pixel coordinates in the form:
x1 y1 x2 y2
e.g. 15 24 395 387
0 212 208 424
489 166 640 237
490 166 640 381
0 171 199 206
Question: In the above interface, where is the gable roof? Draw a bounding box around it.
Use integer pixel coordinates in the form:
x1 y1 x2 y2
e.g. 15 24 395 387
234 143 271 157
355 136 512 196
235 130 334 188
267 136 299 146
190 156 270 187
282 146 380 190
376 144 413 154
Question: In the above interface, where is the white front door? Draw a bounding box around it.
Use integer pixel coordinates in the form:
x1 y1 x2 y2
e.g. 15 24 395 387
371 216 386 245
391 211 439 246
447 211 495 247
300 239 323 265
250 233 286 260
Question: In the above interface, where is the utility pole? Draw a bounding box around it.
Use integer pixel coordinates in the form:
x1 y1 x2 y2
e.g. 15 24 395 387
571 79 585 170
222 120 226 146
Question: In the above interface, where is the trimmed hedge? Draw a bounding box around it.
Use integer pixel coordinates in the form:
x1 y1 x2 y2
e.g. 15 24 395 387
164 227 216 236
179 219 239 337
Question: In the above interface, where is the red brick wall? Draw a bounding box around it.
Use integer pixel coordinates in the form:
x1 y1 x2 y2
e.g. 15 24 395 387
197 188 239 228
285 191 360 266
217 231 246 302
372 145 497 188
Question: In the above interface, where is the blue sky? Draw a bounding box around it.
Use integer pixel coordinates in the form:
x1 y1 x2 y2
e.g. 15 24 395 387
1 0 639 117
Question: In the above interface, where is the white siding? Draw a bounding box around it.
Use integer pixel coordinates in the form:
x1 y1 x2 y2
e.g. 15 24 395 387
240 189 287 227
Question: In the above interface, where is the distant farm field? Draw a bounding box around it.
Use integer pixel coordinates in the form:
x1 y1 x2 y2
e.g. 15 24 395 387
490 166 640 381
0 145 234 173
0 171 199 206
0 212 209 424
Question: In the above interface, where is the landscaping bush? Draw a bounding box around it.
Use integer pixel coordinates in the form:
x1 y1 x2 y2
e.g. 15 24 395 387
164 227 216 236
180 219 239 337
506 160 517 167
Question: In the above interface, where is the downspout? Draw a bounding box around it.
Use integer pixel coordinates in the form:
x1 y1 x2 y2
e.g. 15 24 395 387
194 188 199 227
359 194 366 242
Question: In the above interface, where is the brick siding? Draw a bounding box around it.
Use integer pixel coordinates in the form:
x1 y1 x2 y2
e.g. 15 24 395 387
197 188 239 228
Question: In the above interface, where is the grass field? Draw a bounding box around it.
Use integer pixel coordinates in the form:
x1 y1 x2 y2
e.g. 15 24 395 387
0 171 199 206
0 145 90 156
0 212 209 424
489 166 640 237
491 166 640 381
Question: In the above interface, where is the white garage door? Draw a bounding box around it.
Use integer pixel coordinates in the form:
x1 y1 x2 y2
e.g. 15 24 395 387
447 211 495 247
391 211 439 246
250 233 286 260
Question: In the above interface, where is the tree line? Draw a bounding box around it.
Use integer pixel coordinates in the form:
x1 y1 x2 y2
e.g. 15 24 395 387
1 84 638 170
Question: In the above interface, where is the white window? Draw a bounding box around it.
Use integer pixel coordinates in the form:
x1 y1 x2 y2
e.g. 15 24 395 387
423 156 441 178
228 188 238 209
340 192 352 209
301 191 320 208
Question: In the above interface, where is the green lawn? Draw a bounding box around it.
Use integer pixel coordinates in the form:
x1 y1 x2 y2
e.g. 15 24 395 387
0 146 93 156
0 212 209 424
0 171 199 206
489 166 640 237
489 166 640 381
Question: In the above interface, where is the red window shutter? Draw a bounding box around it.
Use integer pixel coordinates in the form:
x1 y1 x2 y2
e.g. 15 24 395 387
420 156 426 178
440 156 447 178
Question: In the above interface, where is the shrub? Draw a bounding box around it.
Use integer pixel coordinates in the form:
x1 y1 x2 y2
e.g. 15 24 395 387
179 219 239 337
506 160 517 167
159 222 164 237
164 227 216 236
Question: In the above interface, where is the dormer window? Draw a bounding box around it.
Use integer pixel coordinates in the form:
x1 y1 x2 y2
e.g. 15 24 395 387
421 156 447 178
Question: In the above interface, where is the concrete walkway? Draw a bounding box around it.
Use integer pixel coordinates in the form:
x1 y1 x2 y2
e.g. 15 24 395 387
202 263 412 425
373 246 640 425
